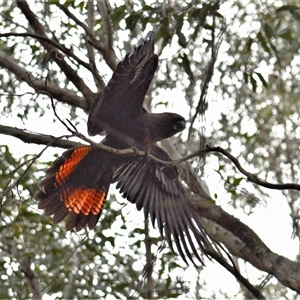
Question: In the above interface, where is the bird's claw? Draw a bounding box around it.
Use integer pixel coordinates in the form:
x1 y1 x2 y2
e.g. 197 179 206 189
131 146 140 156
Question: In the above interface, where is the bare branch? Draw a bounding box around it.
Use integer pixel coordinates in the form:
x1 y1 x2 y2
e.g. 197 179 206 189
1 236 42 299
0 125 81 149
97 0 113 50
2 121 300 192
50 97 78 134
86 1 103 91
0 123 143 159
96 0 117 70
56 3 91 35
16 0 95 104
0 50 88 110
87 2 95 42
205 246 265 299
193 197 300 293
62 250 78 299
0 31 103 83
57 2 117 71
19 257 42 300
204 146 300 191
158 145 300 192
2 125 300 293
88 39 118 71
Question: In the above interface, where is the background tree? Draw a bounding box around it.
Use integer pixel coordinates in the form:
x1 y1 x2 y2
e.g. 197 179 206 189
1 0 300 298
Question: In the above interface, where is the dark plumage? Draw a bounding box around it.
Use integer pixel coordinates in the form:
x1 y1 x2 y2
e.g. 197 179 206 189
35 25 208 265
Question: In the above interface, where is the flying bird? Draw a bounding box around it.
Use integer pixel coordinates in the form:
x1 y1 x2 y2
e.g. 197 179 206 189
35 25 209 265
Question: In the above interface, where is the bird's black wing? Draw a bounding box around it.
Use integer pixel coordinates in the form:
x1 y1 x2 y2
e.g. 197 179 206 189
88 25 160 136
112 145 209 265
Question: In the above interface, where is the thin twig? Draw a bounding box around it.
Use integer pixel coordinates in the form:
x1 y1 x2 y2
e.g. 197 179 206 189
50 97 75 133
205 146 300 191
0 50 87 110
57 2 117 70
205 246 265 299
0 32 95 73
0 134 75 203
188 17 226 139
16 0 95 102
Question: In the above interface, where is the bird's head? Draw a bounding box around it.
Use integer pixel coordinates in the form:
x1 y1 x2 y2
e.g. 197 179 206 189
146 112 186 142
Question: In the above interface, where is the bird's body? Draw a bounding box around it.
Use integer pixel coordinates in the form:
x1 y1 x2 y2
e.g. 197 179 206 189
35 26 208 265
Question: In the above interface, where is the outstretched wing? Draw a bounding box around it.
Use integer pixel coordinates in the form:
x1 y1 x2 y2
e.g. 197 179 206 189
88 25 160 136
35 146 117 231
112 145 209 265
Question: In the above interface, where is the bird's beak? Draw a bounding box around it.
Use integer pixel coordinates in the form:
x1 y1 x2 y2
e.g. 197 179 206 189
175 120 186 131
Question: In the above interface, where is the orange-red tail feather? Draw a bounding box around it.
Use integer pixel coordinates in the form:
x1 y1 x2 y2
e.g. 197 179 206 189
35 146 114 231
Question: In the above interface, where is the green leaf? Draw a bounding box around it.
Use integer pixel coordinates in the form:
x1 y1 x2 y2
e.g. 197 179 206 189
257 31 270 53
179 53 194 79
276 5 300 14
278 28 293 41
176 13 187 48
125 13 139 31
243 71 249 84
250 73 257 92
241 38 253 54
233 177 243 186
254 72 268 89
264 23 273 40
111 5 127 28
290 9 300 22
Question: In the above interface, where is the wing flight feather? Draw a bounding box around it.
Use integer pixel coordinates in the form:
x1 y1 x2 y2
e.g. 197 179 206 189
112 145 209 265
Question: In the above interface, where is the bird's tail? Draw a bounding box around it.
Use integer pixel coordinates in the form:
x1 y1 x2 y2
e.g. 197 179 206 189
35 146 113 231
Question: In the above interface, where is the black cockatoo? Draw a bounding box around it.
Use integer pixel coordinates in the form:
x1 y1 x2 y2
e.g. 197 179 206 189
35 25 208 265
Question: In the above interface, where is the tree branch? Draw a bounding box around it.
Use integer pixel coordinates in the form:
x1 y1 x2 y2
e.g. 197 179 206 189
0 125 81 149
2 122 300 192
0 50 88 110
20 257 42 300
16 0 95 105
96 0 117 70
0 32 102 82
193 197 300 293
86 1 104 92
57 2 117 71
155 144 300 192
205 245 265 299
204 146 300 191
97 0 114 51
1 236 42 299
